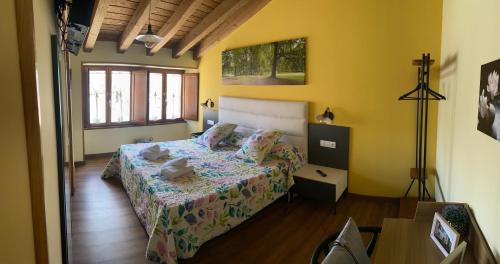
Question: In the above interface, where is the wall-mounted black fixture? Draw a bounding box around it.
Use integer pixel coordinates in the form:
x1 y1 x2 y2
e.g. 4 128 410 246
316 107 334 124
200 98 215 108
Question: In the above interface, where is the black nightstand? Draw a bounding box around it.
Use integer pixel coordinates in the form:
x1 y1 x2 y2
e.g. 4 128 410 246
190 132 204 139
291 163 347 214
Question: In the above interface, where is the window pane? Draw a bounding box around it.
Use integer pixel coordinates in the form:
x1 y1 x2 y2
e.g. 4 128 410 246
111 71 131 123
88 70 106 124
149 73 163 121
166 74 182 119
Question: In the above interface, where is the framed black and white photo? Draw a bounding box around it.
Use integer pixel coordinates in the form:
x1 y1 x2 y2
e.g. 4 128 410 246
478 59 500 140
430 212 460 256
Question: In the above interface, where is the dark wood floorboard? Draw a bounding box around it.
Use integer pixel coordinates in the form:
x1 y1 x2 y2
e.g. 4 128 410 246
71 158 153 264
398 197 419 219
71 158 400 264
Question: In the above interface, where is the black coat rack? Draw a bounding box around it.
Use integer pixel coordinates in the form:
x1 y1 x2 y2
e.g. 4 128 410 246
400 53 445 201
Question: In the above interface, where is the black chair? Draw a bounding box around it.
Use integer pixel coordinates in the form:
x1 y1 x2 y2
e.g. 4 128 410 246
310 226 382 264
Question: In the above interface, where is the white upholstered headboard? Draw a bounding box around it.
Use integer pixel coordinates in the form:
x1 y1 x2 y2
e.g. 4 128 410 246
218 96 309 155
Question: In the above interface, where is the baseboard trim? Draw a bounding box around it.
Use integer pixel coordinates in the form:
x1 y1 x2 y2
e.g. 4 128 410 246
84 152 114 160
65 161 85 167
75 161 85 167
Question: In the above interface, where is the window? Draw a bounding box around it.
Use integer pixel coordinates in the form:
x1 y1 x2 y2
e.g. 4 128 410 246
147 71 183 122
166 73 182 119
85 67 132 127
88 70 106 124
110 71 131 123
83 65 199 129
148 72 163 121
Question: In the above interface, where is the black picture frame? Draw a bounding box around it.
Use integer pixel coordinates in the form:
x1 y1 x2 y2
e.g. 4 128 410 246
478 59 500 140
51 34 69 264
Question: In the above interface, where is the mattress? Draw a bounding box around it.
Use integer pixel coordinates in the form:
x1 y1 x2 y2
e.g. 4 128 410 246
101 139 302 264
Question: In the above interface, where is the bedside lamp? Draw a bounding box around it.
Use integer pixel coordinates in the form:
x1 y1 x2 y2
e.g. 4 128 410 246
316 107 334 124
200 99 215 108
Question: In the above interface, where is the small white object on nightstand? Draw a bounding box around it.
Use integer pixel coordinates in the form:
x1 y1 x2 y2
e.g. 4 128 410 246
294 163 348 201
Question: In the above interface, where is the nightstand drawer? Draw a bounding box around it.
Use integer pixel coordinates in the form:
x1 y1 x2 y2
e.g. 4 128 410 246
292 176 336 203
293 164 347 202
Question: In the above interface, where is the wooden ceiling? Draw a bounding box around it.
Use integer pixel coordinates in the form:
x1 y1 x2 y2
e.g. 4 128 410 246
83 0 271 58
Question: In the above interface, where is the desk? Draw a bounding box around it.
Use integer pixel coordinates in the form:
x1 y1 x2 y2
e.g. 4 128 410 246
373 202 494 264
375 219 448 263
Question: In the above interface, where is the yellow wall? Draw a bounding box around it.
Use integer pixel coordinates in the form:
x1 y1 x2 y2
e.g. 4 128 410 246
437 0 500 259
0 0 36 263
199 0 443 197
70 41 199 160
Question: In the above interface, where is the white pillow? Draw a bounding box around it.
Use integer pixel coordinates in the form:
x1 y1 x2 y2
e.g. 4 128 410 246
233 125 256 137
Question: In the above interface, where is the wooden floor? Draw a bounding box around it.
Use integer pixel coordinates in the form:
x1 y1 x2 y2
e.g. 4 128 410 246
71 158 400 264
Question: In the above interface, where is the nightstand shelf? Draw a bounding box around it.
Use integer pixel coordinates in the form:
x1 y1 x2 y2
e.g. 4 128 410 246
291 163 348 213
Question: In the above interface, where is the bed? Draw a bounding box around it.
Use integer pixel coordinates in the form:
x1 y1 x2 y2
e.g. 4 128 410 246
101 97 308 263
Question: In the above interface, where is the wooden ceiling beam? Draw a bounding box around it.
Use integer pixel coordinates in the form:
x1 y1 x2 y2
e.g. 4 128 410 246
173 0 250 58
195 0 271 58
118 0 161 53
84 0 111 52
148 0 204 55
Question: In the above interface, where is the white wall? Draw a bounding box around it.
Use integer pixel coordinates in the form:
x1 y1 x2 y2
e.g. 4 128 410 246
33 0 63 262
70 41 199 159
186 120 200 135
84 123 188 154
437 0 500 260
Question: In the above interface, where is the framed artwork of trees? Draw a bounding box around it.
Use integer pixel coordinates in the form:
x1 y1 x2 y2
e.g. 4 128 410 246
478 59 500 141
222 38 306 85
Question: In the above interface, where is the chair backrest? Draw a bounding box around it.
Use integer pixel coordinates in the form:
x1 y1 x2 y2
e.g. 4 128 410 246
440 241 467 264
315 218 371 264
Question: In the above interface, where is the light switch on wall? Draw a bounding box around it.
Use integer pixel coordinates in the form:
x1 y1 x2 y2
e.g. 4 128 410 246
320 140 336 149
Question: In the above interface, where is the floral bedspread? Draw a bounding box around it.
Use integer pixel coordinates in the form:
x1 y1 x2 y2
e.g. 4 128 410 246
101 139 302 264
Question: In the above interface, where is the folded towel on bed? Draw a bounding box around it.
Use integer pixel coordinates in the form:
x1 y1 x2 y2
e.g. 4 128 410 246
163 157 188 167
140 144 170 161
160 165 194 179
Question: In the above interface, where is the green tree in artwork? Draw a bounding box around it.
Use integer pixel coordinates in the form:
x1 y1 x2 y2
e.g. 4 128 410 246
222 51 232 76
271 42 280 78
222 38 305 85
275 38 305 75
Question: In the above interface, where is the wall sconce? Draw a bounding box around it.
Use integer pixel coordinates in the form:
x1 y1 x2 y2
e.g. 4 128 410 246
316 107 334 124
200 98 215 108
